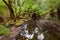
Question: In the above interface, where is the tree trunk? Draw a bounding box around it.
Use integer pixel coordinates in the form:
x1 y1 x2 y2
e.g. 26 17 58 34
57 7 60 20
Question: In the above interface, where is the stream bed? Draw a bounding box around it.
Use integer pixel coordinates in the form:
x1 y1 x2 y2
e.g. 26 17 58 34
15 19 60 40
0 19 60 40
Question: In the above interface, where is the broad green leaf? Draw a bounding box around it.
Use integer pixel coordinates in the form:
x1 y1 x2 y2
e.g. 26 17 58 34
0 0 5 5
0 6 8 17
0 0 8 17
0 25 10 36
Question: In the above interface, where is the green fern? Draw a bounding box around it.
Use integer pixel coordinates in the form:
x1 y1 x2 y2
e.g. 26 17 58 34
0 0 8 17
0 25 10 36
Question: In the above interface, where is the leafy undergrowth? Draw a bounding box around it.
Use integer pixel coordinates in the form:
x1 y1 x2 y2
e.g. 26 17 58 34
0 0 60 40
0 25 10 36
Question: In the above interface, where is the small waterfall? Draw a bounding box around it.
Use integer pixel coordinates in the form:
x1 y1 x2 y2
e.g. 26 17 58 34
17 20 45 40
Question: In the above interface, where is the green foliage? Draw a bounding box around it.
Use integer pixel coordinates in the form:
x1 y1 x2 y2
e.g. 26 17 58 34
0 6 8 17
0 0 5 5
0 0 60 17
21 0 60 15
38 0 60 14
12 0 20 18
21 0 33 12
48 0 60 8
0 25 10 36
0 0 8 17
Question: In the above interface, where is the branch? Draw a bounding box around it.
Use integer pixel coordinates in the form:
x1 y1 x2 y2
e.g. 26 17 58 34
2 0 8 6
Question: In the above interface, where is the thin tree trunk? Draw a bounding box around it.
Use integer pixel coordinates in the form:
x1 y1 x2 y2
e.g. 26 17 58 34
57 7 60 20
2 0 15 19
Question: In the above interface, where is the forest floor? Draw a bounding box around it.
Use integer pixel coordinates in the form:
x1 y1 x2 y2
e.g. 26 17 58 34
0 13 60 40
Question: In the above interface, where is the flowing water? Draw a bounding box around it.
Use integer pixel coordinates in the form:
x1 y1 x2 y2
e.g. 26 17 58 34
15 20 45 40
15 19 60 40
